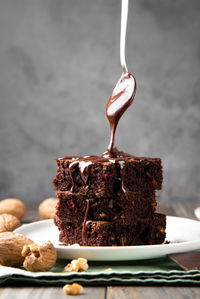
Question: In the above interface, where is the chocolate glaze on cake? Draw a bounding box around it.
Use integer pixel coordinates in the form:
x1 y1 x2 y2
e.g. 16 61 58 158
53 151 163 196
82 199 90 245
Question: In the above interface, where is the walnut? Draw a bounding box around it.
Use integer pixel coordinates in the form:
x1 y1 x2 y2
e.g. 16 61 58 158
0 214 21 233
38 198 59 219
0 232 33 266
100 212 108 219
105 268 112 272
108 200 114 208
22 241 57 272
0 198 25 220
64 258 88 272
152 202 157 209
63 283 83 295
158 226 165 233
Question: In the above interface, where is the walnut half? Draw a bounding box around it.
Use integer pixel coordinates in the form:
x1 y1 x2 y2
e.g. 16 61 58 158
22 241 57 272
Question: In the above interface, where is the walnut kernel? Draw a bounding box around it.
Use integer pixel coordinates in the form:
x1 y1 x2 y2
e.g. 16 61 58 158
22 240 57 272
100 212 108 219
63 283 83 295
105 268 112 272
108 200 114 208
158 226 165 233
64 258 88 272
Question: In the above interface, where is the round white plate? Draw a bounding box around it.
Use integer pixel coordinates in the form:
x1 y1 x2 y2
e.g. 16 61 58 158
15 216 200 261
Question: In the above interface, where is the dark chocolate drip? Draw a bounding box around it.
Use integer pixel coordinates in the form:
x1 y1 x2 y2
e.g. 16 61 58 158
82 199 90 244
106 73 136 155
67 156 109 193
103 149 130 206
117 160 127 195
60 149 151 209
68 161 78 192
117 160 129 222
78 160 92 191
64 150 137 202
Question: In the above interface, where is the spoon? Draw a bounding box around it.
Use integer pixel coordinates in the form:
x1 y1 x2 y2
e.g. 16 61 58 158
106 0 136 155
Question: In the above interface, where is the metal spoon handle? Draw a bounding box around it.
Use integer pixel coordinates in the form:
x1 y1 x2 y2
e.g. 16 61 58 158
120 0 129 74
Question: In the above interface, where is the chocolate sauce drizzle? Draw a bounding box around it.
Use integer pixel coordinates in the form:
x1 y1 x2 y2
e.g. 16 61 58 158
106 72 136 156
81 199 90 245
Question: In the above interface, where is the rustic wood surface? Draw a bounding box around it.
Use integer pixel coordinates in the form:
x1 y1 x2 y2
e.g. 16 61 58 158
0 202 199 299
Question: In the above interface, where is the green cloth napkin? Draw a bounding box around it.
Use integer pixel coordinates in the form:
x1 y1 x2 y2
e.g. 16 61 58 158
0 257 200 286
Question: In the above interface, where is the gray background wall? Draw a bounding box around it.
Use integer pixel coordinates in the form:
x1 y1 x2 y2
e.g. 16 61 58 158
0 0 200 206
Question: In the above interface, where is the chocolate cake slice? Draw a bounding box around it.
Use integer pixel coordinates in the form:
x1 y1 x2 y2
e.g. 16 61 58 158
56 190 156 225
56 213 166 246
53 150 165 246
53 154 163 196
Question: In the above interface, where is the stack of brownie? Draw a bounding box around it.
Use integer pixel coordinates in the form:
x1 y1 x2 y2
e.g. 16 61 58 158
53 152 166 246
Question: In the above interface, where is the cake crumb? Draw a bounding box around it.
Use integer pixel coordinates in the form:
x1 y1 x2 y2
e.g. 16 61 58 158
164 240 170 244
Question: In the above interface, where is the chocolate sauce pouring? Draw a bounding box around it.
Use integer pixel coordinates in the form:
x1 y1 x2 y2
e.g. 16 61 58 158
106 0 136 156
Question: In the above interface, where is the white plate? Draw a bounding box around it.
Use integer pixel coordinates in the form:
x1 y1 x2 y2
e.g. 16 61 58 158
15 216 200 261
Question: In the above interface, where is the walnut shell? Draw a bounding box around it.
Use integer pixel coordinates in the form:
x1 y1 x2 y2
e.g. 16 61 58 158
38 198 58 219
0 214 21 233
0 198 25 220
0 232 33 266
22 241 57 272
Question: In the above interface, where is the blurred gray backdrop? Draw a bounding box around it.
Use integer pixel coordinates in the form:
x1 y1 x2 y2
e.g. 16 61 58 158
0 0 200 206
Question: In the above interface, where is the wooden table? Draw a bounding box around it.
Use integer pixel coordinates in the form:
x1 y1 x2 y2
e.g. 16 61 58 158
0 202 200 299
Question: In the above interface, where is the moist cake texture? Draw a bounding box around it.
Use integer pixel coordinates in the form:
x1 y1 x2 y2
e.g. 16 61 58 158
55 213 166 246
56 190 156 225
